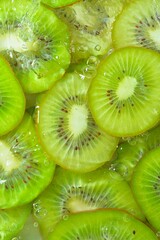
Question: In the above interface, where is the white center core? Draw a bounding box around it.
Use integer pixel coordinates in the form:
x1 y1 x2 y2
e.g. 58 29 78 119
116 76 137 100
67 198 97 213
0 141 20 172
0 32 37 52
148 28 160 47
69 104 88 137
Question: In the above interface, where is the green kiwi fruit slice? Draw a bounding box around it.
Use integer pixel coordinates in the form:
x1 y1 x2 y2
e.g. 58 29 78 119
0 204 31 240
109 136 147 182
33 167 144 238
88 47 160 137
36 72 118 172
0 113 55 209
109 124 160 182
48 209 157 240
0 54 25 136
55 0 127 61
42 0 79 8
0 0 70 93
132 147 160 232
113 0 160 51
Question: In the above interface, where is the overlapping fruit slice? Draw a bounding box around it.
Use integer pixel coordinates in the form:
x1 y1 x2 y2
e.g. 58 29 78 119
89 47 160 137
42 0 78 8
48 209 157 239
33 168 144 237
0 0 70 93
132 147 160 231
37 72 118 172
55 0 127 61
0 205 31 240
113 0 160 52
0 54 25 136
0 113 55 209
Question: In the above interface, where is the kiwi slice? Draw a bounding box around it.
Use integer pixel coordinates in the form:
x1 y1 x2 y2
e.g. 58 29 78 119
0 204 31 240
33 167 144 237
0 54 25 136
109 124 160 182
113 0 160 51
109 136 147 182
0 0 70 93
0 113 55 209
42 0 79 8
36 72 118 172
55 0 127 61
88 47 160 137
48 209 157 240
132 147 160 232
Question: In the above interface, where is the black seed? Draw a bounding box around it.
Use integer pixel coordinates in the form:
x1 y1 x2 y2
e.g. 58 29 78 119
133 230 136 235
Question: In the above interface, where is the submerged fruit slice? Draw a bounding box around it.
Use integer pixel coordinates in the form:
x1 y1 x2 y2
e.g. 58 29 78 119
0 0 70 93
0 204 31 240
42 0 78 8
55 0 127 61
88 47 160 137
109 124 160 182
0 55 25 136
132 147 160 231
0 113 55 209
48 209 157 240
113 0 160 51
33 168 144 238
37 72 118 172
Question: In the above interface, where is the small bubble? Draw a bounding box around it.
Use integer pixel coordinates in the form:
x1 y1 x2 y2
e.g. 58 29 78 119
95 45 101 51
78 45 88 52
86 56 99 66
34 221 39 228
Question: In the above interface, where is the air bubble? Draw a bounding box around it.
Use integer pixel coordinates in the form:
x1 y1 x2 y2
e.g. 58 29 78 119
86 56 99 66
34 222 39 228
34 208 48 219
95 45 101 51
78 45 88 52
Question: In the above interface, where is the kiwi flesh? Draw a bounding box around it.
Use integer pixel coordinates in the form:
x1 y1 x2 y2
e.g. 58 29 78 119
36 72 118 172
109 124 160 181
113 0 160 51
48 209 157 240
132 147 160 232
55 0 127 61
0 113 55 209
0 54 25 136
42 0 79 8
33 167 144 238
88 47 160 137
0 204 31 240
0 0 70 93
